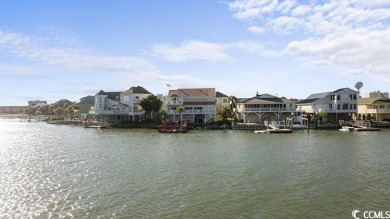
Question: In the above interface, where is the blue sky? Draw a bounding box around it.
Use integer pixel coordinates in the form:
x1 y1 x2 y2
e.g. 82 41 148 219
1 0 390 105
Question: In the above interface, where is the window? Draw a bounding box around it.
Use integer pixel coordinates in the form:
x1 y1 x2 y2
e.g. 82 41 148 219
353 104 357 110
329 104 332 109
353 94 357 100
331 95 335 100
223 99 228 103
337 104 340 110
337 95 340 100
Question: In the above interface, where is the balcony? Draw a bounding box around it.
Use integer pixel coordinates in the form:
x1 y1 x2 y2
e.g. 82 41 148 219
367 109 390 114
167 109 215 114
89 108 145 115
236 107 295 112
167 101 182 105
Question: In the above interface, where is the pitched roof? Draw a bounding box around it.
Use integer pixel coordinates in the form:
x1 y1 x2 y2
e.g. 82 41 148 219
358 97 390 105
168 88 216 97
216 91 228 98
306 92 330 99
332 88 357 93
298 98 320 104
239 93 291 104
95 90 121 101
121 86 152 95
77 96 95 105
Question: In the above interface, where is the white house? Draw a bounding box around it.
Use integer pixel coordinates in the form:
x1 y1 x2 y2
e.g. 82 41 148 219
296 88 358 122
163 88 228 123
89 86 152 123
235 93 296 123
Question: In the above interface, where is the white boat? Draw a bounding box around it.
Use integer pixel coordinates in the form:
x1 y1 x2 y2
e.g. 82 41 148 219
339 126 354 132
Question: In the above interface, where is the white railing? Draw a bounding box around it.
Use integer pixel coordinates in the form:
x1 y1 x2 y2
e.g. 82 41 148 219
90 109 145 115
367 109 390 113
167 109 215 114
167 101 182 104
237 107 295 112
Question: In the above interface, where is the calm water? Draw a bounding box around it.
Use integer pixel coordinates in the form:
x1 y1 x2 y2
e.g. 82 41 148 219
1 119 390 218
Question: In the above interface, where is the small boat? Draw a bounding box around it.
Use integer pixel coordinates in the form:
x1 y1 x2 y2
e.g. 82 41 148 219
84 122 111 129
254 129 292 134
339 126 354 132
159 121 188 133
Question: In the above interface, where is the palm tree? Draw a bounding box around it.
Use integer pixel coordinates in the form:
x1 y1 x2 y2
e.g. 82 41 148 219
217 106 232 121
176 106 185 122
317 111 328 124
228 95 238 120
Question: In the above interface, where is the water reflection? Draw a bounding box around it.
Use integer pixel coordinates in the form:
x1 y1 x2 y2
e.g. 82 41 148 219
1 120 389 218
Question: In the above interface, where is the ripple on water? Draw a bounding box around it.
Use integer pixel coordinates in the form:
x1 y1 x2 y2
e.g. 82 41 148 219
1 121 390 218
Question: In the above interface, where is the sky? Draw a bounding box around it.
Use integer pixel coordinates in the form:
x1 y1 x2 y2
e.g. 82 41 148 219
1 0 390 105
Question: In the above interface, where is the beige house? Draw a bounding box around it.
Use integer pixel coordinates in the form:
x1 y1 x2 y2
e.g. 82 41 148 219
358 98 390 121
163 88 228 123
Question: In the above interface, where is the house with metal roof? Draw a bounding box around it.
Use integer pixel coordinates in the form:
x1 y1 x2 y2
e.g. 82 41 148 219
358 97 390 121
235 93 296 123
163 88 228 123
89 86 152 123
296 88 358 122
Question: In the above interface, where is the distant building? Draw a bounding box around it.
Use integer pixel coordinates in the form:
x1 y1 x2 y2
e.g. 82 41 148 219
28 100 47 107
76 96 95 114
53 99 74 109
0 106 28 114
296 88 358 122
364 91 389 98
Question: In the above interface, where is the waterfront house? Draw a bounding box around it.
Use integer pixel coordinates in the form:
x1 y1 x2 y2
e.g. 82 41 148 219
89 86 152 123
163 88 227 123
235 93 296 123
296 88 358 122
358 97 390 121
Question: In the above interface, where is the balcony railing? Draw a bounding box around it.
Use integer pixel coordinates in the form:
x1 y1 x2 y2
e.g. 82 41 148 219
168 109 215 114
236 107 295 112
90 109 145 115
167 101 182 105
367 109 390 114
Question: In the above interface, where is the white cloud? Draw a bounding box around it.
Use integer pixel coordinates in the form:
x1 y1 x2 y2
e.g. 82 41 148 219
150 40 231 62
0 30 156 74
228 0 390 81
247 25 265 34
150 40 279 62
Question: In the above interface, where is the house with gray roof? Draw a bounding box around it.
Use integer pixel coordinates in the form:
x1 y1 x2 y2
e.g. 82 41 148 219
236 93 297 123
89 86 152 123
296 88 358 122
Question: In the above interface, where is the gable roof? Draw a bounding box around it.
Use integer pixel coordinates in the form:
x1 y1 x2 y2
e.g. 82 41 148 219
358 97 390 105
168 88 216 97
332 87 357 94
96 90 121 101
216 91 228 98
121 86 152 95
239 93 292 104
77 96 95 105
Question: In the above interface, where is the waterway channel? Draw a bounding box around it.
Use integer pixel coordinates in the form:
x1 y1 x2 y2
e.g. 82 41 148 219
1 119 389 218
